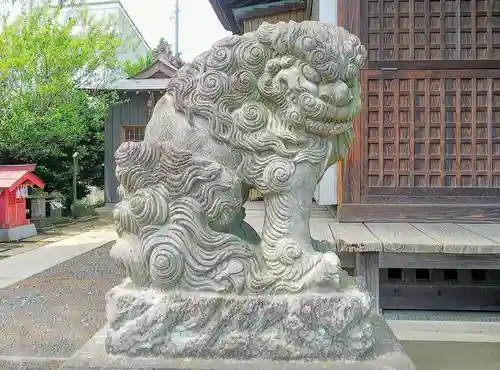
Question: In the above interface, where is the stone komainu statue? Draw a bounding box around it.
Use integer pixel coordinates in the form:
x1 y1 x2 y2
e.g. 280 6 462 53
103 21 414 368
112 20 364 294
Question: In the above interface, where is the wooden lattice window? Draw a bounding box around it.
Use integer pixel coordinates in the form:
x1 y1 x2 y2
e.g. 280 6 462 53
364 70 500 188
121 126 145 143
366 0 500 62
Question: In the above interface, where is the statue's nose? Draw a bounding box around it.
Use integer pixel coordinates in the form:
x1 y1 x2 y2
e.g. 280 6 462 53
319 81 353 106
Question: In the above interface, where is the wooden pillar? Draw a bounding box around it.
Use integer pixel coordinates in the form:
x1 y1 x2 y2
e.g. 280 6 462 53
355 252 380 314
312 0 340 206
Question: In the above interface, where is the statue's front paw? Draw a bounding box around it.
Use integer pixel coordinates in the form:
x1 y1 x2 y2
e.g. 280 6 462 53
303 252 343 290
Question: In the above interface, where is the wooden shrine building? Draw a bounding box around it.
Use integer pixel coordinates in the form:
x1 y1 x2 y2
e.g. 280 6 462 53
210 0 500 223
103 51 183 205
0 164 45 241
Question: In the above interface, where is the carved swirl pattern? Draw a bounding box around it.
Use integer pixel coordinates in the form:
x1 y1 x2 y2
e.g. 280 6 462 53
113 201 139 237
166 20 366 160
149 242 184 287
138 198 277 293
114 141 159 192
276 239 302 265
262 158 295 194
197 70 229 102
112 20 366 295
232 102 268 133
128 188 169 227
234 39 270 74
230 70 256 95
205 47 236 74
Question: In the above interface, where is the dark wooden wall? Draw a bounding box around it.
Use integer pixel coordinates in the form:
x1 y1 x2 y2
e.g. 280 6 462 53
242 8 307 32
104 91 162 204
338 0 500 222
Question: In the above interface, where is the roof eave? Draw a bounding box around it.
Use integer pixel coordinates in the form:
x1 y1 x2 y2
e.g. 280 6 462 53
130 57 179 79
208 0 243 34
100 78 172 91
208 0 311 34
6 172 45 192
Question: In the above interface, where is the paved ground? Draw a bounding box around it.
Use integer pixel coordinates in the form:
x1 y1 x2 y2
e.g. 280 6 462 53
0 218 113 259
403 341 500 370
0 244 122 369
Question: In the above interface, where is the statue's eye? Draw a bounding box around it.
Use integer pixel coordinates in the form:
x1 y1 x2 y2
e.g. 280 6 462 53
300 64 321 84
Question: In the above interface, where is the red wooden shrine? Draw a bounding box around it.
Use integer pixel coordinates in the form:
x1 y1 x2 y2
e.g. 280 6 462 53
0 164 45 230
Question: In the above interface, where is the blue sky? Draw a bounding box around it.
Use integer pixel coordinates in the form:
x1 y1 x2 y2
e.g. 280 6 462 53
120 0 232 61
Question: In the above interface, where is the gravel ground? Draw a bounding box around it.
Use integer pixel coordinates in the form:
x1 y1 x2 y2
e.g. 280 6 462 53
0 243 122 364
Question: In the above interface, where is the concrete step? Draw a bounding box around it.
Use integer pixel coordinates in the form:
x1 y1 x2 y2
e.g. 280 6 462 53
402 341 500 370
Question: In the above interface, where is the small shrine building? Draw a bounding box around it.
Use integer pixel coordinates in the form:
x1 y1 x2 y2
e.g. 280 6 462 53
0 164 45 241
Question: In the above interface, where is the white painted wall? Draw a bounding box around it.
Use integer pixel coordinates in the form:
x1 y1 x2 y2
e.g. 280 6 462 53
312 0 339 205
57 0 150 86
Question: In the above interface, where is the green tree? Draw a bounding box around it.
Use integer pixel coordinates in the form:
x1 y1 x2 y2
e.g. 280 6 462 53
0 1 122 203
123 54 153 78
123 37 184 78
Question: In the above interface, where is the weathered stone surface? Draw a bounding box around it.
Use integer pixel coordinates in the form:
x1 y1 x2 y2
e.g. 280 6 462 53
105 278 376 360
59 316 415 370
110 20 366 295
101 19 414 369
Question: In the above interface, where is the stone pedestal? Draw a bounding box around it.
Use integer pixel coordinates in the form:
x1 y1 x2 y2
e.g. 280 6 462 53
59 279 416 369
59 320 414 370
0 224 37 242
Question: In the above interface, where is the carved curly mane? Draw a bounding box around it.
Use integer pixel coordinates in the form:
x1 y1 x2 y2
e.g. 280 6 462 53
158 21 365 163
112 21 367 295
103 22 404 364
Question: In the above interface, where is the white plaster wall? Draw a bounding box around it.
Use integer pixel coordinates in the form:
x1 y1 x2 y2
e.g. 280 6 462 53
57 1 150 86
312 0 339 205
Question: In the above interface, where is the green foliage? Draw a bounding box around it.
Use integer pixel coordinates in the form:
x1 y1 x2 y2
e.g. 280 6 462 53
71 200 97 218
0 1 123 203
123 54 153 78
123 37 185 78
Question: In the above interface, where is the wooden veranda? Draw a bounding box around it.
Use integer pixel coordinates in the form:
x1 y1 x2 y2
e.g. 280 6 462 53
245 201 500 313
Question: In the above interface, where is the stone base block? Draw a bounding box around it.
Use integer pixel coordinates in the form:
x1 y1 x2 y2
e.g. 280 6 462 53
105 280 381 360
0 224 37 242
59 280 416 369
59 316 415 369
